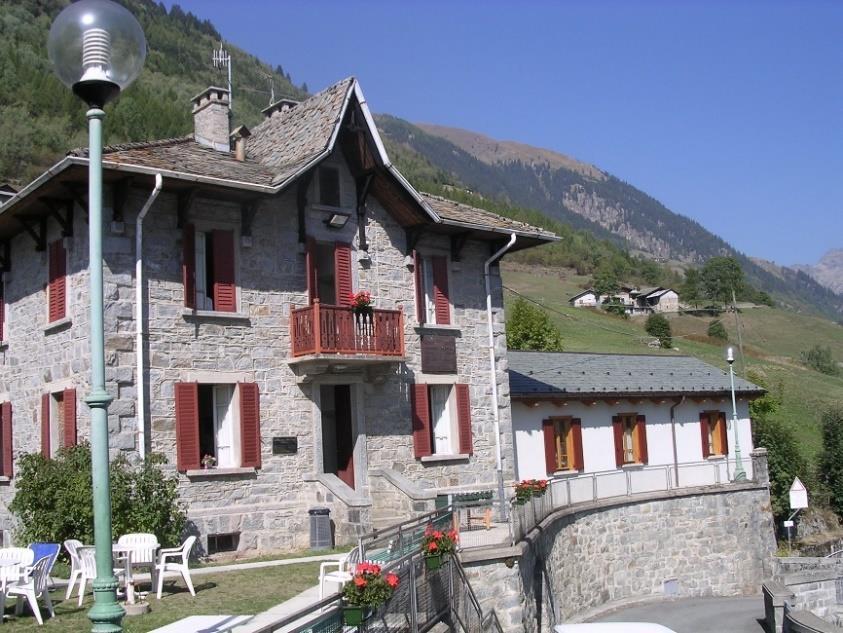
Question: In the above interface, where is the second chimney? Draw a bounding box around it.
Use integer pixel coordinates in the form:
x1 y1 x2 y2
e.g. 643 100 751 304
192 87 231 152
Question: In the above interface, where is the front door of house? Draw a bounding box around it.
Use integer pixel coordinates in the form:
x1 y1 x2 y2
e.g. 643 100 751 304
321 384 355 489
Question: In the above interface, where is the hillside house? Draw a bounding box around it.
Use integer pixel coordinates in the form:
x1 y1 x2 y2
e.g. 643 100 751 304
568 289 599 307
508 351 764 487
572 285 680 314
0 78 556 554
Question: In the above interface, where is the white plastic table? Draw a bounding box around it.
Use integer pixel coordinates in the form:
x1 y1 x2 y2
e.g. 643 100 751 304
112 543 158 605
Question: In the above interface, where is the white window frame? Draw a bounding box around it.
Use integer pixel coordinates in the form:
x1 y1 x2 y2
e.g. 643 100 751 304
198 382 242 469
50 391 64 458
429 384 459 455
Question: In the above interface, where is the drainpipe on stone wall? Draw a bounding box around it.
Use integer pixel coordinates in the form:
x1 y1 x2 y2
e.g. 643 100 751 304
135 173 163 460
485 233 517 521
670 395 685 487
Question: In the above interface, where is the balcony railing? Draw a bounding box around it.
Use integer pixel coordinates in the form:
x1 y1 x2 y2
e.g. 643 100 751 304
291 301 405 358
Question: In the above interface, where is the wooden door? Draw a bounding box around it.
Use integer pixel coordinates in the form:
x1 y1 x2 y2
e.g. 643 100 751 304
334 385 355 489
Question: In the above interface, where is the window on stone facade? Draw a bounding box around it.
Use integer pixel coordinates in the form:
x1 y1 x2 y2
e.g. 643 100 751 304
0 401 12 478
305 240 352 306
182 225 237 312
41 389 77 458
317 165 341 208
47 239 66 323
700 410 728 458
612 413 648 466
174 382 261 472
542 416 584 474
411 383 472 458
414 253 450 325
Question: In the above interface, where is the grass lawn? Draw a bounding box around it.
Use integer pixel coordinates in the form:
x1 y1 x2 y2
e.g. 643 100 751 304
1 561 320 632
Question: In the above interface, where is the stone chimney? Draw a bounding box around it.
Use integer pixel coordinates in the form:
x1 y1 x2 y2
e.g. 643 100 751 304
261 98 299 119
230 125 251 162
192 86 231 152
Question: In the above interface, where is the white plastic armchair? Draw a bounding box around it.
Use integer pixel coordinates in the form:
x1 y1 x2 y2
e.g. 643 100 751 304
117 532 160 591
155 535 197 599
63 539 83 600
0 547 35 593
77 546 125 607
3 556 55 625
318 546 360 599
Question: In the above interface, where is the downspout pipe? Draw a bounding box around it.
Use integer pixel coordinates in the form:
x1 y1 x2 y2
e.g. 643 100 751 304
135 173 163 460
485 233 517 520
669 395 686 487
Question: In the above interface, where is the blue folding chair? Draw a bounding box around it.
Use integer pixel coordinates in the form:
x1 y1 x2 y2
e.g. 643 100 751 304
28 543 61 589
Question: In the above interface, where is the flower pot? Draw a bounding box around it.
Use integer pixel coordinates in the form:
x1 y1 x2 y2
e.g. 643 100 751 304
342 606 371 626
425 553 443 570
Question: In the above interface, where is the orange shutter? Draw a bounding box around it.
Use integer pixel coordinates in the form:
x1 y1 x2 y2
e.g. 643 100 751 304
306 238 317 304
413 250 424 324
41 393 51 458
182 224 196 309
612 415 623 467
334 243 353 307
411 384 432 458
719 411 729 455
239 382 262 469
174 382 200 472
48 239 66 322
1 402 12 478
636 414 648 464
542 418 556 475
699 412 710 459
212 230 236 312
63 388 77 448
455 384 473 455
431 256 450 325
571 418 584 471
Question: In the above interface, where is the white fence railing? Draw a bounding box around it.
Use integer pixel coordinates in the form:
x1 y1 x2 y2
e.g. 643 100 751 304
510 458 755 544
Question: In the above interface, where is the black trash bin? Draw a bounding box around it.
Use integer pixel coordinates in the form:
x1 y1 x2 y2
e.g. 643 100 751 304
308 507 332 550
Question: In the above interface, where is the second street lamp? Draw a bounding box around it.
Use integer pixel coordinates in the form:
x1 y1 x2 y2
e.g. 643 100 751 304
726 347 747 482
47 1 146 631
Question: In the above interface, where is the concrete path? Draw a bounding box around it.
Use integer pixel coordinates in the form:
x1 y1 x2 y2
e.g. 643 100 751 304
593 596 766 633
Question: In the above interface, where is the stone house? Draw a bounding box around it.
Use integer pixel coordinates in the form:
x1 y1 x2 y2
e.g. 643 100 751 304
567 289 599 308
508 351 764 486
0 78 555 553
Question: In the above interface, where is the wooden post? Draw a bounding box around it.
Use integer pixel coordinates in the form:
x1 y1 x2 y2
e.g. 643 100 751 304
313 299 322 355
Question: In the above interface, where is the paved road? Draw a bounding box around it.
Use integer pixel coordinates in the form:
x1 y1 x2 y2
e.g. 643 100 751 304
594 596 766 633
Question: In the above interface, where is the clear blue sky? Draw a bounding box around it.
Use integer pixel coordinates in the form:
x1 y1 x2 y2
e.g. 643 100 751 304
162 0 841 266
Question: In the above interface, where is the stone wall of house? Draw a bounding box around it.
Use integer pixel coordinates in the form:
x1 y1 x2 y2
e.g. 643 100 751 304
464 483 777 633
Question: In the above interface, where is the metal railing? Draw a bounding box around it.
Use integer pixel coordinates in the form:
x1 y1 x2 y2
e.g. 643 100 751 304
359 507 454 564
450 553 505 633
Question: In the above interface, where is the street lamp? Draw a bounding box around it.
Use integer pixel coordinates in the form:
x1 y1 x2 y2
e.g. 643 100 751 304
48 2 146 631
726 347 747 482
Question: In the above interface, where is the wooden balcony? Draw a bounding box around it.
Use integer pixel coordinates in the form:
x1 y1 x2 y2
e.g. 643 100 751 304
290 302 405 360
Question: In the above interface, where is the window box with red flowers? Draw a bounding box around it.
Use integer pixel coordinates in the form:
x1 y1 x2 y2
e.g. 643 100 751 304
341 562 399 625
349 290 373 315
420 524 458 571
514 478 549 505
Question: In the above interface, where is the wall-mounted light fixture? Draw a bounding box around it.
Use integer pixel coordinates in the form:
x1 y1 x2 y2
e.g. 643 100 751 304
325 212 350 229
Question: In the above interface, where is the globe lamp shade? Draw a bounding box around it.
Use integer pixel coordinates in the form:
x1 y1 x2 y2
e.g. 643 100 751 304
48 0 146 107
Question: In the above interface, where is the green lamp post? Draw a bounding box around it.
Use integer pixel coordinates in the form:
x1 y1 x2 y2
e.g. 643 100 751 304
727 346 747 482
47 2 146 631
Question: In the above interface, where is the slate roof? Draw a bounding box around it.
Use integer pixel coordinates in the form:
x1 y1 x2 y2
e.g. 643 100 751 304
569 289 598 301
419 193 558 240
508 350 765 397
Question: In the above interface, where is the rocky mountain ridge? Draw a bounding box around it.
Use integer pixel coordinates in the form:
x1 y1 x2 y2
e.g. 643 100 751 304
793 249 843 295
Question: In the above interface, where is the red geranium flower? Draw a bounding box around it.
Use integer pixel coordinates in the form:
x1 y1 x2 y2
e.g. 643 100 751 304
428 541 438 552
354 576 367 588
385 573 399 588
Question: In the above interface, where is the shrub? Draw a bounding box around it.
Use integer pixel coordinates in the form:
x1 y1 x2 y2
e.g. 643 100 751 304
506 297 564 351
752 415 808 522
10 444 186 548
818 408 843 519
707 320 728 341
602 297 629 319
801 345 840 376
645 313 672 348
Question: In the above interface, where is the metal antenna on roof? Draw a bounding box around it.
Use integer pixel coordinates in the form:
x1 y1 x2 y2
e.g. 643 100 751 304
212 41 233 110
259 69 275 105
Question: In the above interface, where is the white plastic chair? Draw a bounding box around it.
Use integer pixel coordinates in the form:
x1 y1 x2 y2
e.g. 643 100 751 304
155 535 197 599
63 539 83 600
117 533 159 592
318 546 360 599
3 556 54 625
77 547 124 607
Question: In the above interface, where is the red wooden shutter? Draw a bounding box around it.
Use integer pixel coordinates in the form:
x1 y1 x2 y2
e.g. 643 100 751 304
1 402 12 478
48 239 66 322
63 388 77 448
411 384 432 458
699 412 711 459
542 418 556 475
431 256 450 325
455 384 473 455
174 382 200 472
612 415 623 467
571 418 584 471
306 238 317 304
41 393 51 458
334 243 353 307
212 230 236 312
182 224 196 309
636 414 649 464
413 251 425 324
719 411 729 455
239 382 262 469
